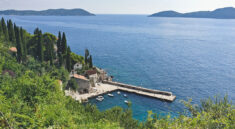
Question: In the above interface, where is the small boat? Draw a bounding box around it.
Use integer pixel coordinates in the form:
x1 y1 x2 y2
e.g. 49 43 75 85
117 91 121 94
124 100 129 104
96 96 104 101
124 94 127 97
108 93 114 97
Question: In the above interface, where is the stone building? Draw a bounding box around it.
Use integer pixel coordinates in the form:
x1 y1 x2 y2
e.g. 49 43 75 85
71 74 91 93
85 69 98 87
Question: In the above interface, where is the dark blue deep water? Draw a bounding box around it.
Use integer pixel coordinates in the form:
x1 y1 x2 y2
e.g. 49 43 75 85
3 15 235 121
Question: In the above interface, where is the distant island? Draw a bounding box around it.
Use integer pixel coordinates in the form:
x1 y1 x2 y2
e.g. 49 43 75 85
0 8 95 16
149 7 235 19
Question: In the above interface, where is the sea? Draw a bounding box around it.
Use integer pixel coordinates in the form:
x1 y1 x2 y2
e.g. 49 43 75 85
2 15 235 121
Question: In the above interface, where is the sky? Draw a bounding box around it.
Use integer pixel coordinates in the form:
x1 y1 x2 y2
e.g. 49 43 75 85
1 0 235 14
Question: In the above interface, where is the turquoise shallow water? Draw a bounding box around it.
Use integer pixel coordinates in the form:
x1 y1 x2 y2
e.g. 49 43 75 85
2 15 235 121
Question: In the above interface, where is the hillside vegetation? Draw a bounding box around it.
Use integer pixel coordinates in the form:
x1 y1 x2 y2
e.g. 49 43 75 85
0 17 234 128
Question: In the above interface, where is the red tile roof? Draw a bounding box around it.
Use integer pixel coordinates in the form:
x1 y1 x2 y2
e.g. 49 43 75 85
85 70 97 75
9 47 17 53
73 74 88 81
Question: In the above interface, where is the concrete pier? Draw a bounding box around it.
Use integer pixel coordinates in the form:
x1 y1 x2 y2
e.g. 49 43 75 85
65 81 176 102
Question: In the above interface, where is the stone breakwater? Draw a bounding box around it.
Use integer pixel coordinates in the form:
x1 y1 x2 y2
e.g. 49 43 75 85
65 81 176 102
102 81 176 102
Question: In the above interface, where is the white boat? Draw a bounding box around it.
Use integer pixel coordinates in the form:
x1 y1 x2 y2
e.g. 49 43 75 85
96 96 104 101
124 100 129 104
108 93 114 97
124 94 127 97
117 91 121 94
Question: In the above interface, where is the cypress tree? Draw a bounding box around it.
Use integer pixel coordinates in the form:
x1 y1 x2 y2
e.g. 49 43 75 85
1 18 9 41
61 32 67 55
85 49 89 64
66 46 71 71
59 53 63 66
49 41 54 66
7 19 15 43
20 27 27 60
57 31 61 54
34 28 40 35
37 30 44 62
89 55 93 68
15 27 23 63
0 20 2 39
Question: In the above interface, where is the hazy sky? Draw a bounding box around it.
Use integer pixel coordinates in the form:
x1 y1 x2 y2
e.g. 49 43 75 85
1 0 235 14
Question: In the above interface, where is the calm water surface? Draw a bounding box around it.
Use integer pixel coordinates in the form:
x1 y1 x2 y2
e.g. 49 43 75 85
3 15 235 121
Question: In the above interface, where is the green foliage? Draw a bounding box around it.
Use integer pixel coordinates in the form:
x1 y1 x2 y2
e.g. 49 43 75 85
61 32 67 55
67 78 78 90
89 55 93 68
1 18 9 41
66 46 71 71
15 26 23 63
71 52 84 65
7 19 15 43
85 48 89 64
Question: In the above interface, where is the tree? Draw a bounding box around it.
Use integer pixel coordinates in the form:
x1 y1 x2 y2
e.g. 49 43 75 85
37 30 44 62
34 28 40 35
1 18 9 41
57 31 61 54
85 49 89 65
67 78 78 91
20 27 27 60
89 55 93 68
61 32 67 55
43 33 57 66
66 47 71 71
7 20 15 43
15 26 23 63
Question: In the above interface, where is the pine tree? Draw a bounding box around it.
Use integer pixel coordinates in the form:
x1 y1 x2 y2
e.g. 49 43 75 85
7 19 15 43
89 55 93 68
20 27 27 60
61 32 67 55
85 49 89 64
15 26 23 63
1 18 9 41
66 46 71 71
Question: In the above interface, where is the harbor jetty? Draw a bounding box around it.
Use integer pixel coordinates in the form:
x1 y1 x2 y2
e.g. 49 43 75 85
65 80 176 102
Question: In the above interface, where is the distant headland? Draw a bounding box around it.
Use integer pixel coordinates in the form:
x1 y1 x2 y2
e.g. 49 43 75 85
149 7 235 19
0 8 95 16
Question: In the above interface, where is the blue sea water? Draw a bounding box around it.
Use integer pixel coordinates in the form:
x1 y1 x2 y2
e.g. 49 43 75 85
3 15 235 121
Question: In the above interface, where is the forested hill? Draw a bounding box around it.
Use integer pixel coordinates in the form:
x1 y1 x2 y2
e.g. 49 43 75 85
150 7 235 19
0 17 234 128
0 8 95 16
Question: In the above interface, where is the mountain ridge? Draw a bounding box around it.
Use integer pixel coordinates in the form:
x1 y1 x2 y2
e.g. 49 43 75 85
150 7 235 19
0 8 95 16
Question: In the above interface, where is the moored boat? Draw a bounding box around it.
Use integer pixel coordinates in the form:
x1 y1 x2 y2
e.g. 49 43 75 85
108 93 114 97
96 96 104 101
124 100 129 104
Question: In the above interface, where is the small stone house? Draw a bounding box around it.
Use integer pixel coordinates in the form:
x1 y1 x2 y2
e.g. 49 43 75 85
72 74 91 93
85 69 98 87
74 63 83 70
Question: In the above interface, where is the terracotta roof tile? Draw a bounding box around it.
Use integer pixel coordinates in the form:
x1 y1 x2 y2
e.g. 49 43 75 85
73 74 88 81
9 47 17 53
